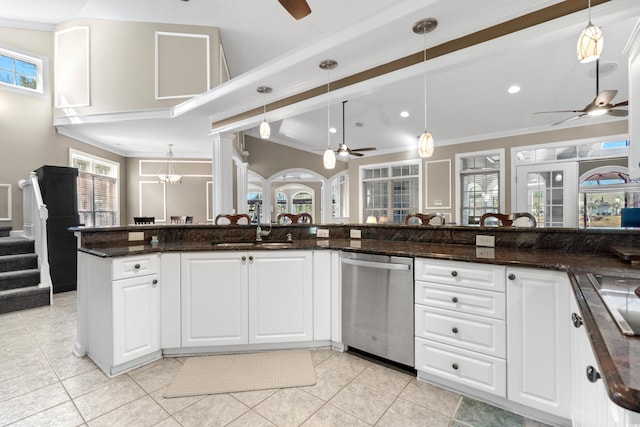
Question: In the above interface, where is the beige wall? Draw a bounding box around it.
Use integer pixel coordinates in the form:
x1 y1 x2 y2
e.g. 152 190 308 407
53 19 222 116
348 120 628 223
0 26 126 231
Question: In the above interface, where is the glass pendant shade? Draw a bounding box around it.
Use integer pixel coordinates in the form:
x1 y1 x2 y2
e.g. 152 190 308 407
158 145 182 184
577 23 603 63
418 131 434 158
323 148 336 169
260 120 271 139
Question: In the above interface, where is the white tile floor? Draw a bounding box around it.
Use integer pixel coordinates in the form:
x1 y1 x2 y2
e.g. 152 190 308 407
0 292 546 426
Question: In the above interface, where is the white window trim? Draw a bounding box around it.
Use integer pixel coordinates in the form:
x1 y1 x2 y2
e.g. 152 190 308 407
509 133 628 212
455 148 505 226
358 158 422 224
0 44 47 97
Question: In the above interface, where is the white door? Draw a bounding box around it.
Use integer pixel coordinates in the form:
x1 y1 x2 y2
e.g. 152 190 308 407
249 250 313 344
506 267 571 419
516 162 578 227
181 252 249 347
113 274 159 365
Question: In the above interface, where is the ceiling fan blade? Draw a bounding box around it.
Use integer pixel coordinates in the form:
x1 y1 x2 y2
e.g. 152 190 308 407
534 110 584 114
277 0 311 20
594 90 617 107
350 152 365 157
350 147 376 152
612 100 628 108
607 109 628 117
551 114 586 126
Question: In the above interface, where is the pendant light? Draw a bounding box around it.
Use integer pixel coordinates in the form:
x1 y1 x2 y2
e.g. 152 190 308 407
413 18 438 158
577 0 603 63
257 86 272 139
319 59 337 169
158 144 182 184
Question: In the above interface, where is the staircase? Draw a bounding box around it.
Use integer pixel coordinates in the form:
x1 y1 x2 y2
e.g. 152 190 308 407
0 226 50 314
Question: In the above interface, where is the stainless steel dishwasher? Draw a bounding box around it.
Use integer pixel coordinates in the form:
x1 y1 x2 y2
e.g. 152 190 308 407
341 252 414 366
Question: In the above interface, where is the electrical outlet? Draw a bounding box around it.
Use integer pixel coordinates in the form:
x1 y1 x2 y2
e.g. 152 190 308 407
350 229 362 239
476 247 495 259
128 231 144 241
317 228 329 238
476 235 495 247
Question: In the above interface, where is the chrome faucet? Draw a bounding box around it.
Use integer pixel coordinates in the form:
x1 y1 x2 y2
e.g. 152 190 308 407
256 224 271 241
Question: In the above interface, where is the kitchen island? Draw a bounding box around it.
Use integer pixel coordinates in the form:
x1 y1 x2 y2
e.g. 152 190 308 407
73 223 640 425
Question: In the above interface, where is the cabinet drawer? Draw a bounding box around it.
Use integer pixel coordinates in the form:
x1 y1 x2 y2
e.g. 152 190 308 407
415 281 505 319
414 258 505 292
415 305 505 358
112 254 158 280
415 337 506 397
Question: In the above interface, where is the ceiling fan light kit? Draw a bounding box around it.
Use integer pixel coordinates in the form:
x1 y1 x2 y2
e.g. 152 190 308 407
577 0 604 63
414 18 438 158
257 86 272 139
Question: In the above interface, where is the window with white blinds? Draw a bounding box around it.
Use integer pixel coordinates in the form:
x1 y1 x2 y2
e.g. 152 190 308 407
71 151 119 227
459 154 501 225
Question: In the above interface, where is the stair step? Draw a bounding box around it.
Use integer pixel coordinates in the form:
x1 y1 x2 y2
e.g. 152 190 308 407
0 237 35 256
0 269 40 291
0 253 38 273
0 286 50 314
0 226 11 238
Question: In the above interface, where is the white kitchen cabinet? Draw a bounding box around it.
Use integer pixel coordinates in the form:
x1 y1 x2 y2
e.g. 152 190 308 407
249 250 313 344
85 253 161 376
181 250 313 348
181 252 248 347
506 266 571 420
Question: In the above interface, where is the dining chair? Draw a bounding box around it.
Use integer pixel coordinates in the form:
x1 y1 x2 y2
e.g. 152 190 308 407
480 212 537 227
133 216 155 224
214 214 251 225
277 213 312 224
404 212 446 225
170 216 187 224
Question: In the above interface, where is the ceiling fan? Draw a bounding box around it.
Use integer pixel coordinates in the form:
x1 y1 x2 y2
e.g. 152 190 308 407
335 100 376 157
277 0 312 20
535 60 628 126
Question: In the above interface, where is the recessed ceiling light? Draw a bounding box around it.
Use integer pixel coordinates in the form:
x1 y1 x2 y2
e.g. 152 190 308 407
508 85 521 94
329 127 337 133
400 111 410 118
355 121 365 128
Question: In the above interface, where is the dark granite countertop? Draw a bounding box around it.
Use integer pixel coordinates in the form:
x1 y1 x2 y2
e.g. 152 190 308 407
77 237 640 413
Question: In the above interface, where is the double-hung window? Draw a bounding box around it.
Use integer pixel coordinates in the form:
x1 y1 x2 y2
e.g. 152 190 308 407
361 161 420 224
0 47 44 94
71 151 119 227
457 151 504 225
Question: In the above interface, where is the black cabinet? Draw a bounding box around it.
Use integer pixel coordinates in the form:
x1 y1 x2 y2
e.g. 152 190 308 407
36 166 80 293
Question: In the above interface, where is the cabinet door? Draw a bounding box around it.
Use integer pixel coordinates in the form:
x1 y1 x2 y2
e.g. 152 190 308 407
249 251 313 344
181 252 248 347
113 274 159 365
506 267 571 419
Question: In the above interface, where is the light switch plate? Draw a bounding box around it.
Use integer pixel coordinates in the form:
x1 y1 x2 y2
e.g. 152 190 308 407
476 235 495 247
128 231 144 241
350 229 362 239
317 228 329 238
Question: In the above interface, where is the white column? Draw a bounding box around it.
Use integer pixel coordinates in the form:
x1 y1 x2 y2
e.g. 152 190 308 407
626 22 640 180
322 178 333 223
262 181 272 223
235 160 248 214
211 132 235 218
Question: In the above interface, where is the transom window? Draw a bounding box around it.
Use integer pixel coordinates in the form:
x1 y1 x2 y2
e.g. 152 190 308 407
0 47 43 94
361 162 420 224
71 151 119 227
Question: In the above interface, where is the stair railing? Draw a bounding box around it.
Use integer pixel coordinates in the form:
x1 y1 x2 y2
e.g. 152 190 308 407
18 172 52 291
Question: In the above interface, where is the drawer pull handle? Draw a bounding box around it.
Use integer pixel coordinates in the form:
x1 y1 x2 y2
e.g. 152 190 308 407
572 312 583 328
452 327 459 334
134 264 141 269
452 363 459 370
152 279 158 286
249 256 254 261
451 297 459 303
508 273 516 280
586 365 601 383
451 271 458 277
242 256 247 261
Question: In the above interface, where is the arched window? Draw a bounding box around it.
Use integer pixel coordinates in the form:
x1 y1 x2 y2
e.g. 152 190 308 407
292 191 313 214
579 167 640 228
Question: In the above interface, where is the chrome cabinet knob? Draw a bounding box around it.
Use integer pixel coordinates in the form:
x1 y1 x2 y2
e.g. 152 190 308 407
241 256 246 261
452 363 459 370
508 273 516 280
451 297 459 303
152 279 158 287
452 327 459 334
451 271 458 277
134 264 141 269
249 256 254 261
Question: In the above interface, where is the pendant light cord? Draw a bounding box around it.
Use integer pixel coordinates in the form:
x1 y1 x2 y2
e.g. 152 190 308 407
327 69 331 149
423 32 428 131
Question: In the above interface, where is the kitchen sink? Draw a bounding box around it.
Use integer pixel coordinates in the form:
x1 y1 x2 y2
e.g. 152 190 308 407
586 273 640 336
212 242 257 247
256 242 293 248
212 241 293 249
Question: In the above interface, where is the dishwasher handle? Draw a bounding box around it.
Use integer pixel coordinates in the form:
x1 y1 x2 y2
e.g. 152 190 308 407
341 257 411 271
